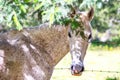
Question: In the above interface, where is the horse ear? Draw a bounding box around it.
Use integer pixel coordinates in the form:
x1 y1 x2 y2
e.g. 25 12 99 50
88 7 94 21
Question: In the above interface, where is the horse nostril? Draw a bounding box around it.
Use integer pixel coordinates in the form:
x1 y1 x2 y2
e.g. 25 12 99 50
71 65 74 70
71 64 84 76
80 66 84 72
71 64 84 72
75 64 84 72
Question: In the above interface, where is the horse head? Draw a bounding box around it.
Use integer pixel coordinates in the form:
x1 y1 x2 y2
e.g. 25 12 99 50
68 7 94 76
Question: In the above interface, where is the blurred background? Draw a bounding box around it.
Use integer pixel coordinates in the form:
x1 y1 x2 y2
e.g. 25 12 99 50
0 0 120 80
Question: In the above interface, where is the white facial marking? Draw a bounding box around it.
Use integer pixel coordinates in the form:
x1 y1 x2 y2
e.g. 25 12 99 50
75 41 81 50
84 31 90 37
21 44 29 53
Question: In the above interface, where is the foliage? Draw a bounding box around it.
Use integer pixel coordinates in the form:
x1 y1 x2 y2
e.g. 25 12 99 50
0 0 120 31
0 0 84 30
79 0 120 33
80 0 120 48
92 0 120 48
92 0 120 32
90 36 120 50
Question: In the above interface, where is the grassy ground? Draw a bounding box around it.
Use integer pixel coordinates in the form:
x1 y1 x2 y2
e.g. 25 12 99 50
51 49 120 80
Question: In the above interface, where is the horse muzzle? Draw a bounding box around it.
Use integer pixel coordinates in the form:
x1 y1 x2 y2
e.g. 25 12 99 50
71 64 84 76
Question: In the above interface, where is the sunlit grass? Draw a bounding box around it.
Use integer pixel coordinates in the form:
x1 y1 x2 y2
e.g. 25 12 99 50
51 49 120 80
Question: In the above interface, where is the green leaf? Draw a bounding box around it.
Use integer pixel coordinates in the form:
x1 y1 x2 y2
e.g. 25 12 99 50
71 19 80 30
14 0 19 4
34 2 43 11
33 0 38 3
49 13 54 27
13 11 23 30
64 0 73 4
24 0 31 3
20 4 26 13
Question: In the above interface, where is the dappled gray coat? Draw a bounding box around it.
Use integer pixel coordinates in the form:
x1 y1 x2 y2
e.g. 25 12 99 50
0 23 69 80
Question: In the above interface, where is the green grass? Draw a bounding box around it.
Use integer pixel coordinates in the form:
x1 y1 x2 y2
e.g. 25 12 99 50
51 49 120 80
106 77 119 80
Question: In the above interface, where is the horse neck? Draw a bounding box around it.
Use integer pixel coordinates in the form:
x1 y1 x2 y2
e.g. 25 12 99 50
28 25 70 66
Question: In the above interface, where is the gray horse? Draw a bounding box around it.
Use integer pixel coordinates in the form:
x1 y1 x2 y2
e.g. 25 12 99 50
0 8 94 80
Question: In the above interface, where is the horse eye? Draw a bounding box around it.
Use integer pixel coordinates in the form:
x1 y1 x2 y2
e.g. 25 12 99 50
88 34 92 40
68 32 72 38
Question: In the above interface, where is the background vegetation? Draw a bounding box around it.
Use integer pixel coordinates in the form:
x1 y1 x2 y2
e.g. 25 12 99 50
0 0 83 30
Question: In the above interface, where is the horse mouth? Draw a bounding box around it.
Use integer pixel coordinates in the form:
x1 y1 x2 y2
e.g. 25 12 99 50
71 70 82 76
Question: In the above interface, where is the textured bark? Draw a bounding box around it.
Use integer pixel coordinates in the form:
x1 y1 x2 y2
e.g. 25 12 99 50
0 24 69 80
